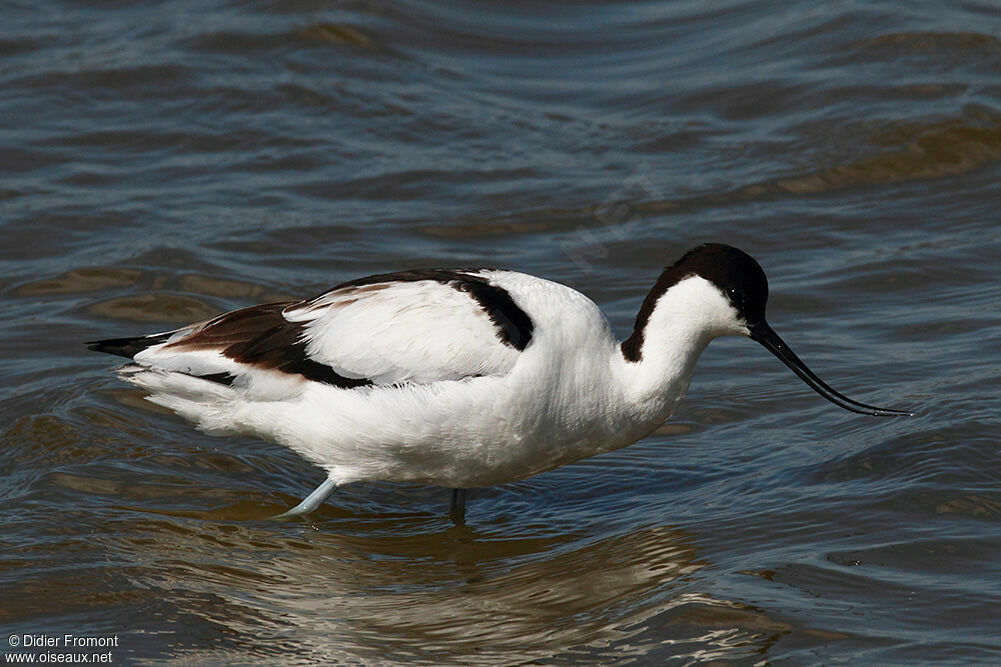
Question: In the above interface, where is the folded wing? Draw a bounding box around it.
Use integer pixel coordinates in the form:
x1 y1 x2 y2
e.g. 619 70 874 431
89 269 534 393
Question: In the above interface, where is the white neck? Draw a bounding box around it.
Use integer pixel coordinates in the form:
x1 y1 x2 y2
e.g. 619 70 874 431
613 276 745 421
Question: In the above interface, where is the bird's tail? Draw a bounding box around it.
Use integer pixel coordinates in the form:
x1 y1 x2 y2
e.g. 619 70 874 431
86 332 174 359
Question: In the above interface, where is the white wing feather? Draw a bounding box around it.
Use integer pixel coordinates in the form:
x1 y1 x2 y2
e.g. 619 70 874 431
284 277 520 385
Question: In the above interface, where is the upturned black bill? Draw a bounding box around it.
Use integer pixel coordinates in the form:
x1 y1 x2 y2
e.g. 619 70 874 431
749 321 915 417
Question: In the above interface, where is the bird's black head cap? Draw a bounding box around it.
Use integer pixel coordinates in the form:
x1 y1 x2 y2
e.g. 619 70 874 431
622 243 768 361
672 243 769 327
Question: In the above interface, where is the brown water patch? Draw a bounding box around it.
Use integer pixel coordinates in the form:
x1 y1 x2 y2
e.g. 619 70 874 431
78 404 156 435
297 23 375 48
16 267 142 296
48 471 197 502
858 31 1001 56
129 499 279 522
87 293 220 323
771 117 1001 195
2 415 94 467
177 274 289 302
653 422 696 436
935 494 1001 518
419 206 598 239
0 570 151 624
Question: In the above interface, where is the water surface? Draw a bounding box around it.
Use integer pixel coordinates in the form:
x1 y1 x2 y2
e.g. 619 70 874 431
3 0 1001 663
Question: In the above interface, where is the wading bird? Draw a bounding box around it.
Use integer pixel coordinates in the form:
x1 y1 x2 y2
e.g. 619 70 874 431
89 244 913 523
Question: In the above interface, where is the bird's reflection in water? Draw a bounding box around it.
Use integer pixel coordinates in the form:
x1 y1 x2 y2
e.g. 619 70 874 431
107 503 794 663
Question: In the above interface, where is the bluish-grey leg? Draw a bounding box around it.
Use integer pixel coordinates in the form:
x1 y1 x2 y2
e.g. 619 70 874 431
449 488 466 525
273 478 338 519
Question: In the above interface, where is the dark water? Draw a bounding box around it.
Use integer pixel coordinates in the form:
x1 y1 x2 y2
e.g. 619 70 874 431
3 0 1001 663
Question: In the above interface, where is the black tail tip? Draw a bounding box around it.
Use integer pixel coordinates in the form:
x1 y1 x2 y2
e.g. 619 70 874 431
87 337 139 359
87 333 170 359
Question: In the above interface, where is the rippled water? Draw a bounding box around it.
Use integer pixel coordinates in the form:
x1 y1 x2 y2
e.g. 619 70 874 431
3 0 1001 663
